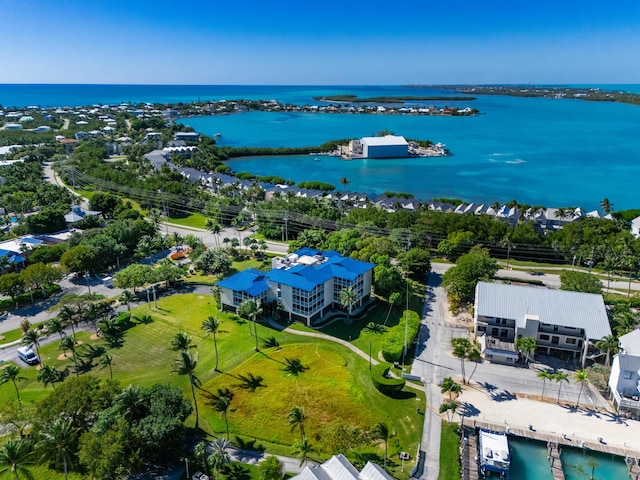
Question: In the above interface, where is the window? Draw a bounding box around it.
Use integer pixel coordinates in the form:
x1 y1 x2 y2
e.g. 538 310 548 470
539 334 550 341
565 338 576 345
623 371 633 380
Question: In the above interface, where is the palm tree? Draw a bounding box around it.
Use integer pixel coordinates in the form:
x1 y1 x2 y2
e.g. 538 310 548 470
0 365 27 403
500 234 516 269
537 370 554 400
613 311 636 337
170 332 194 352
339 177 349 189
205 219 222 249
57 306 78 340
339 286 358 320
100 353 114 379
210 389 233 440
202 316 221 371
596 335 619 366
136 235 155 259
451 338 480 385
37 364 62 389
441 377 462 401
600 198 614 215
174 350 200 430
171 232 184 247
59 335 78 378
46 318 65 342
372 422 390 468
0 438 36 480
148 208 162 231
238 299 262 351
554 372 569 404
193 441 210 478
119 290 136 312
208 437 230 478
384 292 401 326
291 437 314 467
37 418 76 480
573 369 589 408
21 330 41 362
287 406 307 442
515 337 537 364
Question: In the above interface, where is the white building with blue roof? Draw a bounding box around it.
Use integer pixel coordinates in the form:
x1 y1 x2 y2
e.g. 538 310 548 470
217 248 374 327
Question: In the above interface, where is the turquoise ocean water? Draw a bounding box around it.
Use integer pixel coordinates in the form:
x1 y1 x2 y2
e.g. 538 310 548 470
1 84 639 210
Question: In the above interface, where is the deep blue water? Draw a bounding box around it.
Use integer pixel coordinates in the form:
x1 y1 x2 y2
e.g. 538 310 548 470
1 84 639 210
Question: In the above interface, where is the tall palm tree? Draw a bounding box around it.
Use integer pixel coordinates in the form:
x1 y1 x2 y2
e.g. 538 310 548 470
57 306 78 341
119 290 136 312
100 353 114 379
37 364 62 389
339 286 358 320
21 330 41 362
0 365 27 403
59 336 78 378
148 209 162 231
499 234 516 269
201 316 221 371
554 372 569 404
170 332 194 352
537 370 554 400
209 388 233 440
372 422 390 468
573 369 589 408
193 441 210 478
287 406 307 442
291 437 314 467
440 377 461 402
596 335 619 366
37 418 76 480
600 198 614 215
171 231 184 248
238 299 262 351
46 318 65 342
174 350 200 430
0 438 36 480
205 219 222 249
451 338 480 385
208 437 230 478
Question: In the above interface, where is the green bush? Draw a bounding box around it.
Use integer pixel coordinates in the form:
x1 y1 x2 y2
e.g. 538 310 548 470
381 310 420 362
0 284 61 311
371 363 405 394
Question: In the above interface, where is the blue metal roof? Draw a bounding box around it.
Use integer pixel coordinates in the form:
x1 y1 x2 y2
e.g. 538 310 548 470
217 268 269 296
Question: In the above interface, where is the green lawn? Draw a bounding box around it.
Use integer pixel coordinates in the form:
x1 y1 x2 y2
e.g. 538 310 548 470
168 212 209 229
0 294 424 477
438 422 461 480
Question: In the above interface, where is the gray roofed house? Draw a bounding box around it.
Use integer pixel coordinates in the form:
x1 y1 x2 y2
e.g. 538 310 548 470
291 454 392 480
474 281 611 365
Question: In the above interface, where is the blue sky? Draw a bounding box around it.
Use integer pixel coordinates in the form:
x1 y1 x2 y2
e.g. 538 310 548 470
1 0 638 84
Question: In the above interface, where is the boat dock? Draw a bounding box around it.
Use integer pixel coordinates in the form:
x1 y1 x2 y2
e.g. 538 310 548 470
461 426 479 480
628 455 640 480
547 441 565 480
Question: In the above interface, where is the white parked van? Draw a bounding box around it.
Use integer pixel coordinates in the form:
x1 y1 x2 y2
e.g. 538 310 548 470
17 346 39 365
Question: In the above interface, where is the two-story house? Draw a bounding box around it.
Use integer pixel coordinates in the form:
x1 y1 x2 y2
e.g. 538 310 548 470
608 329 640 415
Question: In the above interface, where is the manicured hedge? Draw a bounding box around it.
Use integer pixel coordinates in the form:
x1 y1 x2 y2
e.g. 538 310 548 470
0 284 61 311
381 309 420 362
371 363 406 394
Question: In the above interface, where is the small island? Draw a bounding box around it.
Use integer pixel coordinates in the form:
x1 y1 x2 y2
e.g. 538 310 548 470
314 94 477 103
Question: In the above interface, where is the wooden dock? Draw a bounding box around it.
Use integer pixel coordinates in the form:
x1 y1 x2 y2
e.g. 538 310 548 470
547 441 565 480
627 455 640 480
460 426 478 480
461 418 640 459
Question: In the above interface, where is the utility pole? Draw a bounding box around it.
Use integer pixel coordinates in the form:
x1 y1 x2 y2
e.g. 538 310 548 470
284 215 289 242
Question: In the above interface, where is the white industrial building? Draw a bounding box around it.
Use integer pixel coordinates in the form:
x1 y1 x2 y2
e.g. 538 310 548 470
359 135 408 159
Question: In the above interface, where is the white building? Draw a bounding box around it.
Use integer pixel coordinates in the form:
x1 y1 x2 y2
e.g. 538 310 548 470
474 282 611 365
360 135 408 159
292 454 391 480
608 329 640 414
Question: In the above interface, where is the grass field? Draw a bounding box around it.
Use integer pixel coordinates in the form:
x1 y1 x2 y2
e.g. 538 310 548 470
438 422 461 480
168 212 209 229
0 293 424 477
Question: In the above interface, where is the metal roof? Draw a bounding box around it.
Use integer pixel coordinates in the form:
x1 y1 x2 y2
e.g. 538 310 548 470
476 282 611 340
620 329 640 356
216 268 269 297
360 135 408 147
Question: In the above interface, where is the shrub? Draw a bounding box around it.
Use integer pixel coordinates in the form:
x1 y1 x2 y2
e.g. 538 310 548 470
381 310 420 362
371 363 405 394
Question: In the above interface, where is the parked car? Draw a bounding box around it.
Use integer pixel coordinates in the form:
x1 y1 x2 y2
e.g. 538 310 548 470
17 346 39 365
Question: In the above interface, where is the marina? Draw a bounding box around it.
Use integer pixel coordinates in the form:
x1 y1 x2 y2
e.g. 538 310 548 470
462 419 637 480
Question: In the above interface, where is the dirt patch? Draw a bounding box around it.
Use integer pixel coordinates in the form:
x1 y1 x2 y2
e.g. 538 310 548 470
90 334 100 340
57 353 71 360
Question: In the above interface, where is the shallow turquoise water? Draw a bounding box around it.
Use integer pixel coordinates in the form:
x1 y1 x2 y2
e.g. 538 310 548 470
508 437 628 480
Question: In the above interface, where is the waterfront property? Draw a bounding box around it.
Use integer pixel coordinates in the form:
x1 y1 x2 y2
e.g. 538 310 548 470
349 134 409 159
608 329 640 415
217 248 374 326
478 429 510 479
474 282 611 365
291 454 391 480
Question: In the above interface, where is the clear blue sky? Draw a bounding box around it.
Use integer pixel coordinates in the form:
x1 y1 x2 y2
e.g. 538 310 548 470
1 0 638 84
